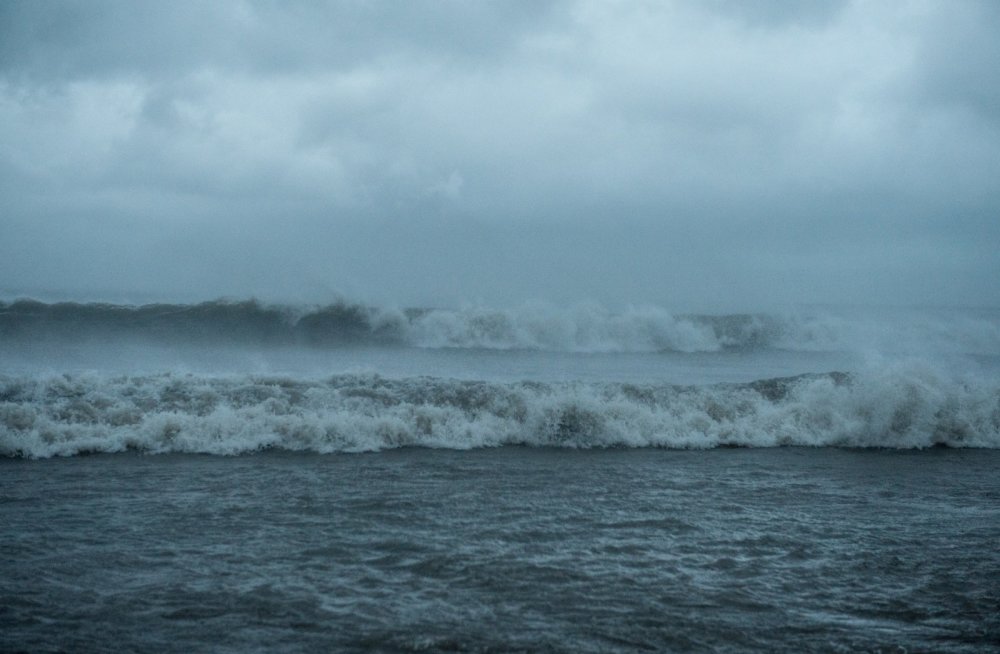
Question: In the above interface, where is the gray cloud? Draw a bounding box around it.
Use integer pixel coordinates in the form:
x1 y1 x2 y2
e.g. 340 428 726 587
0 1 566 81
1 0 998 310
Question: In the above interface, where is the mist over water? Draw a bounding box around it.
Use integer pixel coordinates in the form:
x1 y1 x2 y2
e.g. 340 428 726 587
2 297 998 459
4 297 999 355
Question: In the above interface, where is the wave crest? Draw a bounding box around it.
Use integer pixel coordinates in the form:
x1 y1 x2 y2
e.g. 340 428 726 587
5 298 999 354
407 303 724 352
3 366 997 458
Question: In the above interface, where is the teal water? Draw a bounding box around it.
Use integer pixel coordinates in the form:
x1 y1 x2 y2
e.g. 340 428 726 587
3 448 999 652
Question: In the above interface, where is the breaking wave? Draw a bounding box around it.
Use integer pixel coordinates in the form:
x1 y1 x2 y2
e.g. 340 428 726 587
3 298 999 354
3 366 998 458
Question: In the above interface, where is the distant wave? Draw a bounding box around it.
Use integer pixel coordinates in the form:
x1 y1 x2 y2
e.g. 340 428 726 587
3 366 998 458
3 298 999 355
0 298 409 346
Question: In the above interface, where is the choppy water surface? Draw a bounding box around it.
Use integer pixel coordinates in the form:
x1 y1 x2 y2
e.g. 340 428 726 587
3 299 1000 651
3 448 998 653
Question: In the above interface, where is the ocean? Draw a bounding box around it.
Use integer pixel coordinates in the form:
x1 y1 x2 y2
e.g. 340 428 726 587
2 299 999 652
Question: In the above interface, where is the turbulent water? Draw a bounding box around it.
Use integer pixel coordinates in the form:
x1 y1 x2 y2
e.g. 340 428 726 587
2 298 999 458
4 448 999 653
2 298 1000 651
4 297 1000 354
2 366 999 459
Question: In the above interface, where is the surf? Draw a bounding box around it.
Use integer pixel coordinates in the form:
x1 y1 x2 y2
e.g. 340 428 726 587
4 298 999 355
3 366 997 458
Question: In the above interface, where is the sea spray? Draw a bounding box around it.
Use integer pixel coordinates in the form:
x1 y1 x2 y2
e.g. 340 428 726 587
4 298 1000 355
3 364 997 458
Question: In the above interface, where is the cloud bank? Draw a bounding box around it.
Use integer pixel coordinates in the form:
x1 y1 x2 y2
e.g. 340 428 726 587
1 0 998 310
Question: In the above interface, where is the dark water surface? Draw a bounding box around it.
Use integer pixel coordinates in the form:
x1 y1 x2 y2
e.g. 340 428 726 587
3 448 999 653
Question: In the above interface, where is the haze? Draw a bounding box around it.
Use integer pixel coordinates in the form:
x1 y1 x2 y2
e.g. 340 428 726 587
1 0 998 311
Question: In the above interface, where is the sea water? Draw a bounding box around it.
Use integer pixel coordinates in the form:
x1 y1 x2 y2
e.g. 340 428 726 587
2 299 999 651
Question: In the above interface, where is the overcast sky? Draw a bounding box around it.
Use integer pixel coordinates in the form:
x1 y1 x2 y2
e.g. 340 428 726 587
1 0 998 310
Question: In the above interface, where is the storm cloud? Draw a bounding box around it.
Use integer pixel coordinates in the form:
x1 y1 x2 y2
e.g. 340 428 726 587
1 0 998 310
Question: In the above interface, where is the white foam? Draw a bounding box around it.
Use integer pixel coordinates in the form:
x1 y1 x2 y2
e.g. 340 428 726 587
2 363 997 458
403 303 1000 355
5 297 999 356
407 302 724 352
